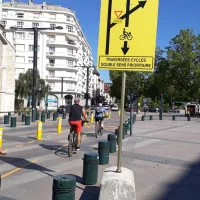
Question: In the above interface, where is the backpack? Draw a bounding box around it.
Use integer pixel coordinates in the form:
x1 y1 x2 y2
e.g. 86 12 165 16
95 107 102 115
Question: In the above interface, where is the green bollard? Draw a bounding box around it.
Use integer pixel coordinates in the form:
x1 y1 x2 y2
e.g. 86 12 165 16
53 112 57 121
47 112 51 119
108 134 116 153
41 114 45 123
25 115 30 125
52 174 76 200
62 112 66 119
4 115 9 124
36 112 40 120
115 128 119 145
8 112 11 117
123 123 127 138
172 115 175 121
150 116 153 120
10 117 16 128
22 114 26 122
83 153 99 185
98 141 110 165
141 116 145 121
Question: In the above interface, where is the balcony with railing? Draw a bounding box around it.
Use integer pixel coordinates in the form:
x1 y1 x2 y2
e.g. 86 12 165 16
46 52 78 60
46 40 78 49
46 75 78 82
46 64 78 72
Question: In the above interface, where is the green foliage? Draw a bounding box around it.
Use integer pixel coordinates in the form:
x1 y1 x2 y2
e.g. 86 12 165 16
110 29 200 104
15 69 51 107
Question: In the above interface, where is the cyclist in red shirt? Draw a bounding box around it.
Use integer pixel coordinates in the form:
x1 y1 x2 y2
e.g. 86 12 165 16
68 98 88 150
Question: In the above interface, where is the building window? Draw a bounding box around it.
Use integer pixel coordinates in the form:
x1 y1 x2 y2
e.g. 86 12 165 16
49 82 55 89
68 60 73 67
68 49 73 56
2 21 7 27
16 56 25 63
50 24 56 29
29 45 40 51
49 35 55 42
17 12 24 18
29 45 34 51
32 23 39 28
15 44 25 51
49 47 55 54
28 57 33 63
66 15 70 21
33 13 40 18
67 26 73 33
49 59 55 66
50 14 56 19
17 22 24 28
28 33 34 39
49 70 55 76
15 32 25 39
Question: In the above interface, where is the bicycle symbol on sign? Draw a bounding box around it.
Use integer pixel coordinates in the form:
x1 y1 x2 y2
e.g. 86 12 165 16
119 28 133 40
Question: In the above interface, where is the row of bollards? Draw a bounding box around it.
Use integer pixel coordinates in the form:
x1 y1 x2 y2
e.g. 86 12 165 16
52 134 117 200
3 111 66 128
141 115 191 121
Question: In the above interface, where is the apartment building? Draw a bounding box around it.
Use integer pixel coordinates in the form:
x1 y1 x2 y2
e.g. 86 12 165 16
2 0 94 108
0 0 15 116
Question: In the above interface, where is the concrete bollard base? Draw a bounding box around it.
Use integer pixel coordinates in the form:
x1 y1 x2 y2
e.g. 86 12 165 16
99 166 136 200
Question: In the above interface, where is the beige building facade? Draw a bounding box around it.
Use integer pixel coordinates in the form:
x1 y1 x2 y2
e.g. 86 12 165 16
0 0 15 116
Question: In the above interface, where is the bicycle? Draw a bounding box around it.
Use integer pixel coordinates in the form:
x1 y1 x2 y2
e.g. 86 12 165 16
68 120 88 157
119 32 133 40
95 116 107 138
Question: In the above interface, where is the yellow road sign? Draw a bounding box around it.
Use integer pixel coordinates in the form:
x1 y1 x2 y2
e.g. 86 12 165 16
97 0 159 71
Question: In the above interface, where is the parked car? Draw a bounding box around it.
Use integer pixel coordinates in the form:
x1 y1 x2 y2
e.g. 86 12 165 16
57 105 70 114
103 104 110 110
111 105 119 111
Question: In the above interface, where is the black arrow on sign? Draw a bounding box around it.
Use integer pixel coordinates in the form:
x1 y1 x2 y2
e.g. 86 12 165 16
110 1 147 29
125 0 131 27
105 0 147 55
121 41 129 55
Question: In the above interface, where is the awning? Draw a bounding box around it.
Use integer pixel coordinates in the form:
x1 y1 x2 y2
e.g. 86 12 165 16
66 35 78 41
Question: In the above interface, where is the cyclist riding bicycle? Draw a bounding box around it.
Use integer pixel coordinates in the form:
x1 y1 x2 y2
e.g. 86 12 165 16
68 98 88 151
95 103 106 128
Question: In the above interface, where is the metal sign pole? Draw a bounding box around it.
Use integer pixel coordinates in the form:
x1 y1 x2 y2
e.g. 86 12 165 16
116 72 126 173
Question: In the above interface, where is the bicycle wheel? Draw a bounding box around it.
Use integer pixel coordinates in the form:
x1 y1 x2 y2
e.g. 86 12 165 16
127 35 133 40
95 125 98 138
68 136 73 157
73 133 77 152
119 35 125 40
100 127 104 136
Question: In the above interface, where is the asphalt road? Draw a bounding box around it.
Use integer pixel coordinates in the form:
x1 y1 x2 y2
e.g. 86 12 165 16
1 111 200 200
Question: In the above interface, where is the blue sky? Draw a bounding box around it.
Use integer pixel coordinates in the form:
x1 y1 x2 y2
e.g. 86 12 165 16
34 0 200 82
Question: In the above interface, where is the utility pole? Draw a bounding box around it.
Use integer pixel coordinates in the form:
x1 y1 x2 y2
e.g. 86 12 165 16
159 93 163 120
85 67 89 109
61 77 64 105
32 27 38 122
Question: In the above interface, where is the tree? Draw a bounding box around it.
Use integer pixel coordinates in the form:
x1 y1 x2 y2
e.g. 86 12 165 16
15 69 51 108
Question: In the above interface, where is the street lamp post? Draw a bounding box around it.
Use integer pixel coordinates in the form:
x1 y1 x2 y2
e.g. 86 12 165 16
10 26 63 122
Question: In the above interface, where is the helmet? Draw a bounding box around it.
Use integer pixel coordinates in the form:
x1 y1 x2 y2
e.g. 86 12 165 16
99 103 102 107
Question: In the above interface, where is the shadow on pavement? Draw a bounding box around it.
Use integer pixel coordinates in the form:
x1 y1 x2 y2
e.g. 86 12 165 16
67 174 100 200
82 132 96 137
155 158 200 200
0 156 54 177
80 186 100 200
39 143 62 151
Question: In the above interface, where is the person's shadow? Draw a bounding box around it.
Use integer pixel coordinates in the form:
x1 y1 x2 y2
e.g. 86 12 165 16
0 156 54 177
